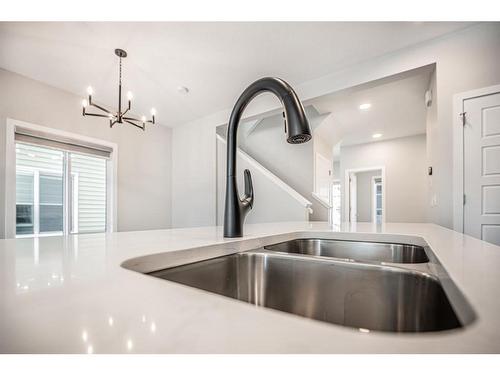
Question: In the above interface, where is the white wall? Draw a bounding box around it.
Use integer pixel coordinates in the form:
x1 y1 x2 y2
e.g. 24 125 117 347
313 128 334 201
332 161 341 180
171 23 500 229
425 69 439 216
0 69 172 238
355 169 381 222
171 114 219 228
240 113 313 199
216 137 310 225
340 134 428 223
314 132 333 161
236 108 328 221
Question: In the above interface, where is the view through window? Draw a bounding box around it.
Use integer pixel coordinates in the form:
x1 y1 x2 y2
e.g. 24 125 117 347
15 142 107 237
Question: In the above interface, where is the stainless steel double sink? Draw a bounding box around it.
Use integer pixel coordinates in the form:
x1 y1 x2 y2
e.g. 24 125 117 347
147 238 475 333
264 238 429 264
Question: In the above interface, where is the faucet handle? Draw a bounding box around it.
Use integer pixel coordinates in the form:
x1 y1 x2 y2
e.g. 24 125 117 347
242 169 254 208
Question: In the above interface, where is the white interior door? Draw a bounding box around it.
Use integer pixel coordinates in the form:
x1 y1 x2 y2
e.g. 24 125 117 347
314 152 332 200
349 173 357 222
464 92 500 246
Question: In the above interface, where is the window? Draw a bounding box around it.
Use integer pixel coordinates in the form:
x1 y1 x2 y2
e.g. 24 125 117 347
15 172 35 235
70 153 107 234
15 142 108 237
39 174 64 232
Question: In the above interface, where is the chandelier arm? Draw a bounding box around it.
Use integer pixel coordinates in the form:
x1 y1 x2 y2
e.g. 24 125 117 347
122 116 140 121
84 112 114 118
121 107 130 117
124 119 145 131
89 102 113 115
123 116 153 123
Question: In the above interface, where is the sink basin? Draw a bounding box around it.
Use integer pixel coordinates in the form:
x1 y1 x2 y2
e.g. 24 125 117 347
149 250 461 332
264 238 429 263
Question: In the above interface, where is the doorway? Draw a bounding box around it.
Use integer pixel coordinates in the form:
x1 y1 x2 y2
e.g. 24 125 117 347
372 176 383 224
344 167 385 223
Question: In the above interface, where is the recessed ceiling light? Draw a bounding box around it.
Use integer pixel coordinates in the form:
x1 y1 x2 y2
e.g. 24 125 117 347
359 103 371 110
177 86 189 95
372 133 382 139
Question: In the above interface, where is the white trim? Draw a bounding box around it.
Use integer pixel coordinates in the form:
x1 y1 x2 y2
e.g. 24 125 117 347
452 84 500 233
5 118 118 238
313 151 332 196
16 232 63 239
33 170 40 234
63 151 70 235
371 176 376 222
71 173 79 233
344 166 386 223
5 120 16 238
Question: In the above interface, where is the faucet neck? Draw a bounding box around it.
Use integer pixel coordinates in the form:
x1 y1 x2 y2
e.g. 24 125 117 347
226 77 294 177
224 77 310 238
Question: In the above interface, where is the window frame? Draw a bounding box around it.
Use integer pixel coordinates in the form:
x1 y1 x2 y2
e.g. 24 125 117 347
5 118 118 239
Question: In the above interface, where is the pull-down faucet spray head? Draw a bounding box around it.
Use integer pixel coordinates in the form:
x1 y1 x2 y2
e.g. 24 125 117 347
281 88 312 144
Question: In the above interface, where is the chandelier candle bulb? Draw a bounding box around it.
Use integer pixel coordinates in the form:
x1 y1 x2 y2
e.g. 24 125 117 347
151 108 156 123
82 99 88 116
87 86 93 104
127 91 133 101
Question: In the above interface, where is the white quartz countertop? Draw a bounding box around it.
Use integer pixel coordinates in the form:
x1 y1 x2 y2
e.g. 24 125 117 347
1 222 500 353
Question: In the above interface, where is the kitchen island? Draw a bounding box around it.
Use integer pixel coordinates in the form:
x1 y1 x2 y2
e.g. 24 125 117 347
1 222 499 353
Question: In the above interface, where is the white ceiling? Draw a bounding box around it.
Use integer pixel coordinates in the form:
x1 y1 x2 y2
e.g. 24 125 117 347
311 64 433 156
0 22 472 127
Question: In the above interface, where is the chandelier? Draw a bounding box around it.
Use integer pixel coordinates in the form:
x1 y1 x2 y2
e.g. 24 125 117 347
82 48 156 130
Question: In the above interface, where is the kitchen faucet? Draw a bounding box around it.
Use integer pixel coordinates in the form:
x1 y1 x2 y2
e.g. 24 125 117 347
224 77 311 237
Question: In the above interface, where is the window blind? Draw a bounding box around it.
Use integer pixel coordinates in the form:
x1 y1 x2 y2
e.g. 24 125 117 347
15 127 112 158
